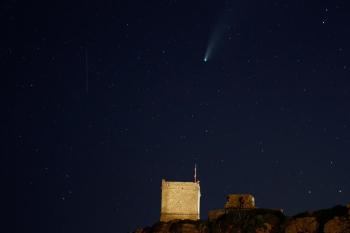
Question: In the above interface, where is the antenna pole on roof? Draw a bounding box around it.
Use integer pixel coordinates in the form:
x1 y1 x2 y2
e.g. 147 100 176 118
194 163 197 183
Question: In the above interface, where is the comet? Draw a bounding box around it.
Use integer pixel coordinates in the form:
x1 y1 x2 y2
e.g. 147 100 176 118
203 11 232 63
203 43 213 63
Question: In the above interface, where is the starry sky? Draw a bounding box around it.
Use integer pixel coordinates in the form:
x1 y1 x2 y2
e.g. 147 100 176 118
8 0 350 232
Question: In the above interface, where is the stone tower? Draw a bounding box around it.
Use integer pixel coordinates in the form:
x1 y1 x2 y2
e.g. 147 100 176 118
160 179 201 222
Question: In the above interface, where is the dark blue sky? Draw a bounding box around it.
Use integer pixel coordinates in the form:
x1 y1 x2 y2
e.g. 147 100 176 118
8 0 350 232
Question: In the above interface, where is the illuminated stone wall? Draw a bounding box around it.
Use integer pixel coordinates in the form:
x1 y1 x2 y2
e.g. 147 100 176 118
160 179 200 222
224 194 255 209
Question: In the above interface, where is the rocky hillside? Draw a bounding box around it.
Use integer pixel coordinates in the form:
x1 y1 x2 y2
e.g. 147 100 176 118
133 205 350 233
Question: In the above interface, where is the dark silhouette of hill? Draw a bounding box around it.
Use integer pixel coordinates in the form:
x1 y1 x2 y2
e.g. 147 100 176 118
133 205 350 233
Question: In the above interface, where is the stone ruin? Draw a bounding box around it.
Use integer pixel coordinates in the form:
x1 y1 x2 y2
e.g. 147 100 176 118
225 194 256 209
208 194 256 220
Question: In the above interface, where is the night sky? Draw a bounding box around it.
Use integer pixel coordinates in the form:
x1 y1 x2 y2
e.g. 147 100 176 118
8 0 350 232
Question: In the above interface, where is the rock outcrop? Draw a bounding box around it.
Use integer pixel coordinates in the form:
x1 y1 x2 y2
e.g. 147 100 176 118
324 217 350 233
284 217 318 233
133 205 350 233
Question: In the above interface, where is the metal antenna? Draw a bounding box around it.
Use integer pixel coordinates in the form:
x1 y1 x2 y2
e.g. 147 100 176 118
194 163 197 183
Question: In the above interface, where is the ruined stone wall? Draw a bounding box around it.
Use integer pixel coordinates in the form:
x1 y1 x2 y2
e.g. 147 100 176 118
208 209 226 221
225 194 255 209
160 179 200 222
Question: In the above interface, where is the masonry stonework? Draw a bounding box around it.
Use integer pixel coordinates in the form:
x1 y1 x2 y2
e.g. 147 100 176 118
225 194 255 209
208 194 256 221
160 179 200 222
